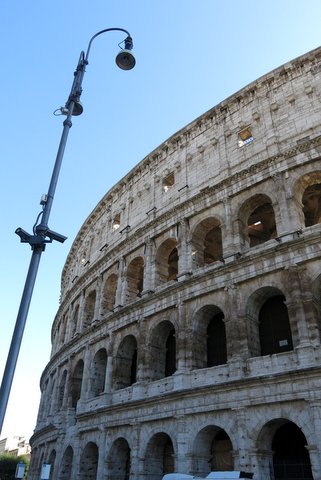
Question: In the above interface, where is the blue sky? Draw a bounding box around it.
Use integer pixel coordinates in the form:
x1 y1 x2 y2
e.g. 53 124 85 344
1 0 321 439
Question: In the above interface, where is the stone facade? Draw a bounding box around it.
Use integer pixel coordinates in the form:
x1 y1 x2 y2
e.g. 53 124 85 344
30 47 321 479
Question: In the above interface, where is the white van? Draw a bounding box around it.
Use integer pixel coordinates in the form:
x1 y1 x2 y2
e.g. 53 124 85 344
163 472 253 480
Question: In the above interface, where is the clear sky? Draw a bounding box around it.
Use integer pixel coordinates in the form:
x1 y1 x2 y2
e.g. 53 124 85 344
1 0 321 440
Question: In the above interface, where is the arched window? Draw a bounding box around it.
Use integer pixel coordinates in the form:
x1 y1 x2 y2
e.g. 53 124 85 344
114 335 137 390
165 328 176 377
60 446 73 480
145 433 174 479
259 295 293 355
106 438 131 480
90 349 107 397
79 442 99 480
192 306 227 369
207 313 227 367
149 321 176 380
191 217 223 268
192 426 233 477
101 274 117 315
70 360 84 408
302 183 321 227
47 450 56 480
71 304 79 337
57 370 67 410
126 257 144 302
83 290 96 328
247 202 277 247
156 239 179 284
272 422 312 479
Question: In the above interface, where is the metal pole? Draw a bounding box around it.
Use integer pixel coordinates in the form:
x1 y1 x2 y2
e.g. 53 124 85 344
0 111 74 434
0 26 134 436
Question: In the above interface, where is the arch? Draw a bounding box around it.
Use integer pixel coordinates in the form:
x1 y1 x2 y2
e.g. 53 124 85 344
246 287 293 357
101 273 118 315
60 446 73 480
149 321 177 380
239 194 277 248
191 217 223 268
90 348 107 397
144 432 175 479
83 290 96 328
257 418 313 479
71 304 79 337
126 256 144 301
192 426 233 477
259 295 293 355
106 437 131 480
114 335 138 390
47 449 56 480
70 359 84 408
156 238 179 284
293 170 321 227
192 305 227 369
79 442 99 480
57 369 67 410
272 422 313 479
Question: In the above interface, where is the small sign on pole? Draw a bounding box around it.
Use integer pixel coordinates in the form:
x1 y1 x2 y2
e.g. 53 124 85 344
40 463 51 480
15 461 26 479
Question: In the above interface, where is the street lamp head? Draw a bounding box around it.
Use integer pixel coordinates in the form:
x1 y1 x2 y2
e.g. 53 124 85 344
115 35 136 70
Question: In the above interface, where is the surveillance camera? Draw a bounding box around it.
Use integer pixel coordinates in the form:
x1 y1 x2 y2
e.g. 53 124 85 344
46 229 67 243
15 228 32 243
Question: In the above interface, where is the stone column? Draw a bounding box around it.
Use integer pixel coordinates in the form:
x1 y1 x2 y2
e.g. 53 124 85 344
222 197 238 260
104 337 114 393
94 274 103 322
271 172 304 236
142 237 156 294
115 257 125 308
225 283 249 371
78 347 91 406
78 290 86 331
177 218 192 280
174 415 189 473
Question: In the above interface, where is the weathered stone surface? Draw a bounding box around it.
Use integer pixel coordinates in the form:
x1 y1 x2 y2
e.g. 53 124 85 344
29 47 321 480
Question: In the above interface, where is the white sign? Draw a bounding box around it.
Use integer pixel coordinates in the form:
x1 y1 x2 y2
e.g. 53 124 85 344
15 462 26 479
40 463 51 480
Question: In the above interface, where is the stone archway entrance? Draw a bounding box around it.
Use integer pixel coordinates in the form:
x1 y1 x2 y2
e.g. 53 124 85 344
272 422 313 479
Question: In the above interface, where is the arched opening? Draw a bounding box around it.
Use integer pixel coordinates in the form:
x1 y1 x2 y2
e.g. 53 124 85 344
165 328 176 377
114 335 138 390
192 426 233 477
47 449 56 480
90 349 107 397
149 321 176 380
192 306 227 369
145 433 174 479
60 446 73 480
70 359 84 408
156 238 179 284
126 257 144 302
79 442 99 480
106 438 131 480
83 290 96 328
191 217 223 268
57 370 67 410
101 273 118 315
207 313 227 367
71 304 79 337
247 202 277 247
272 422 313 479
259 295 293 355
302 183 321 227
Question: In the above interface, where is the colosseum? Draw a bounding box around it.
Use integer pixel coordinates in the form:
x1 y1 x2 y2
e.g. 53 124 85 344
29 46 321 480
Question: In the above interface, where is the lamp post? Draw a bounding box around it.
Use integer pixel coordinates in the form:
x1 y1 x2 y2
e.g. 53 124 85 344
0 28 135 434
